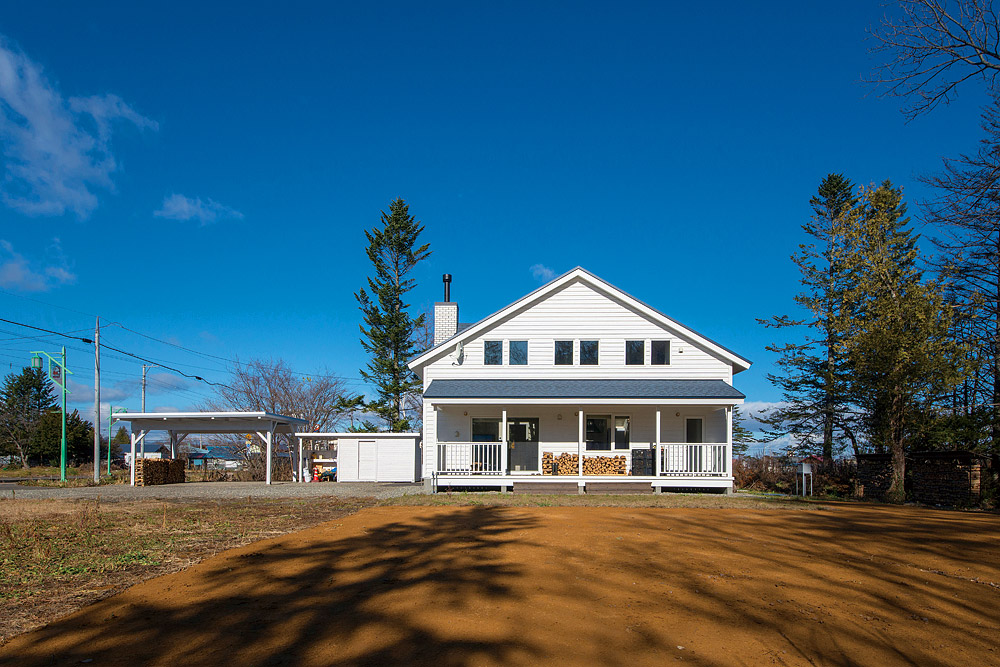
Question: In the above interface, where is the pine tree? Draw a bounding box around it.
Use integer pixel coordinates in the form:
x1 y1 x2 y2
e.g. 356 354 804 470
835 182 965 501
356 198 431 431
732 406 757 457
0 367 57 468
922 97 1000 454
759 174 860 462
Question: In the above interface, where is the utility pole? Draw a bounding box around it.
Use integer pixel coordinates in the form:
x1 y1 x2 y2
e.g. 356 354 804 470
94 317 100 483
142 364 149 412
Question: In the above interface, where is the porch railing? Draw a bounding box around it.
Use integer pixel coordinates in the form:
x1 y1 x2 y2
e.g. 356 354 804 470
437 442 505 475
658 443 729 477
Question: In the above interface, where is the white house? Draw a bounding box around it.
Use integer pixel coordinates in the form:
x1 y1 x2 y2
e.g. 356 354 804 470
408 268 751 493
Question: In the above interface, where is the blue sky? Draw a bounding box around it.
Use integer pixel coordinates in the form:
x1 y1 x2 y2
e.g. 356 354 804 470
0 1 991 442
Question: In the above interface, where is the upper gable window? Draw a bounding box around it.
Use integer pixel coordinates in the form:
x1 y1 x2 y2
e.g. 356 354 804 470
580 340 599 365
484 341 502 365
509 340 528 365
626 340 644 365
555 340 573 365
651 340 670 365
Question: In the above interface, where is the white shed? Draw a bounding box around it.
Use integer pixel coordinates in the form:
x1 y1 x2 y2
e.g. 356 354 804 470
296 432 421 483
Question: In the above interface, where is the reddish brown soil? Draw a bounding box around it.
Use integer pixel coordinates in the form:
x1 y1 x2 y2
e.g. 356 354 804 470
1 504 998 666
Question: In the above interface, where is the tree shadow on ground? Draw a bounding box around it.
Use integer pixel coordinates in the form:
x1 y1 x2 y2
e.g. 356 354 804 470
2 506 543 667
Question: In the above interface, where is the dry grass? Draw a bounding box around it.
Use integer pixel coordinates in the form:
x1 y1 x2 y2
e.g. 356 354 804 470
383 490 829 510
0 496 374 644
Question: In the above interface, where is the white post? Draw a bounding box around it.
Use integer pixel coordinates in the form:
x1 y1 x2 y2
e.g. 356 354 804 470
130 431 137 486
655 410 661 477
726 406 733 477
265 430 273 485
501 409 508 475
298 437 303 483
578 410 584 477
168 431 176 459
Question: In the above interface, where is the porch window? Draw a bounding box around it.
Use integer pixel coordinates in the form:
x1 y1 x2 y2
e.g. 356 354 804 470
685 417 704 443
615 416 630 449
580 340 599 365
509 340 528 365
651 340 670 365
626 340 644 365
555 340 573 365
472 418 501 442
484 341 502 365
586 415 611 450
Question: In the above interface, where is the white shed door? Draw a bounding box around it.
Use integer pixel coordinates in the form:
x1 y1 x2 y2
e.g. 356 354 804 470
358 440 377 481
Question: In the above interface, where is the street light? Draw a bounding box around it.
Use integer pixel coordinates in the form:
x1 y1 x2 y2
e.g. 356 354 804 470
29 347 72 482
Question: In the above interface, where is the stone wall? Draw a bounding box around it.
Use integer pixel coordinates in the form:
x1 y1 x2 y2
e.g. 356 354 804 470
855 454 893 501
910 451 986 507
855 451 992 506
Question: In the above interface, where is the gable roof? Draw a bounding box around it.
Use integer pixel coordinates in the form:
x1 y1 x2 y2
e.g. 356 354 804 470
409 267 752 374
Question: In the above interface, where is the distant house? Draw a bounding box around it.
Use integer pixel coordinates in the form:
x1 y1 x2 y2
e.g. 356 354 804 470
123 443 170 466
185 445 243 471
407 267 751 493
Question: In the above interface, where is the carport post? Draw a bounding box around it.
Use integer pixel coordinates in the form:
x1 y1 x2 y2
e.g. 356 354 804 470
265 430 273 485
130 431 136 486
297 437 303 482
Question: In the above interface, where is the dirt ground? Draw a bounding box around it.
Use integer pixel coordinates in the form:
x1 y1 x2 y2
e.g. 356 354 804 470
1 503 998 667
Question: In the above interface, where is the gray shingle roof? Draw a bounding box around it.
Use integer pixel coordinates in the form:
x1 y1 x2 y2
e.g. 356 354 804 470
423 379 745 400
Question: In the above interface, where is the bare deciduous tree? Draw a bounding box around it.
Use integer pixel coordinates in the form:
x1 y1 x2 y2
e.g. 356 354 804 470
207 358 360 480
869 0 1000 119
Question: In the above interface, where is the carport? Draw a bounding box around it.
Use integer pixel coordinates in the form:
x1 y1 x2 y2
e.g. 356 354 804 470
113 411 307 486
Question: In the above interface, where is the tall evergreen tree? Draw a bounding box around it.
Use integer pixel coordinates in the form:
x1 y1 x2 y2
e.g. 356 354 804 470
759 174 860 461
835 182 965 501
0 367 57 468
356 198 431 431
921 97 1000 453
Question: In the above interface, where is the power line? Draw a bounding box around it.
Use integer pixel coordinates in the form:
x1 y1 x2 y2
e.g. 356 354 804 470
0 316 230 389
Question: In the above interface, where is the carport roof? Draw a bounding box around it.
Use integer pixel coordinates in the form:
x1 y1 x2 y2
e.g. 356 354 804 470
112 411 307 433
423 379 745 400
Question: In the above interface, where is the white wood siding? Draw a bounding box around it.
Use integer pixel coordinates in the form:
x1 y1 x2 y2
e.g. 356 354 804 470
422 280 732 386
338 438 359 480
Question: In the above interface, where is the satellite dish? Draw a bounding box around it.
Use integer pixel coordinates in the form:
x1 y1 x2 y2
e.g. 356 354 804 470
449 342 465 365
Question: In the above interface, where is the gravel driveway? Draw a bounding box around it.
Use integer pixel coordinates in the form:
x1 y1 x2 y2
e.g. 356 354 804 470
0 481 425 501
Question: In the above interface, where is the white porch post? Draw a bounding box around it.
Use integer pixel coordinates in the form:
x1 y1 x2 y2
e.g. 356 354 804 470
501 409 508 475
130 431 137 486
655 410 661 477
726 405 733 477
168 430 176 459
577 409 584 476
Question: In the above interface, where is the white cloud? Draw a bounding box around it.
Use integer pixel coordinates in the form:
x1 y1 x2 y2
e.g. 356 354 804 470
0 239 76 292
0 36 157 218
530 263 555 282
153 193 243 225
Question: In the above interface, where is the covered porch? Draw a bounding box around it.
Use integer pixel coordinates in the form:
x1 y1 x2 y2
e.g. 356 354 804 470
423 380 742 493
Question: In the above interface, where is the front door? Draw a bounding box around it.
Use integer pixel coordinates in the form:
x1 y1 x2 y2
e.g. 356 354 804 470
507 418 539 473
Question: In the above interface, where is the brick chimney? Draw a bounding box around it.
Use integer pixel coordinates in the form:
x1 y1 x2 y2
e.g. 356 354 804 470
434 273 458 345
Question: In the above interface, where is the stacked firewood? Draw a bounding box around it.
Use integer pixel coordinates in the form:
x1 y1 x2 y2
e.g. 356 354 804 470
542 451 555 475
553 453 580 475
583 455 628 475
136 459 186 486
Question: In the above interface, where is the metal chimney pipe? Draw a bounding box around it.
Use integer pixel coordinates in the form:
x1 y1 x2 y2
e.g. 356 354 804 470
443 274 452 302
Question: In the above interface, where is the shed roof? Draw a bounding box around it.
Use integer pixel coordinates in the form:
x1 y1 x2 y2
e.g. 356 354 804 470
423 379 745 400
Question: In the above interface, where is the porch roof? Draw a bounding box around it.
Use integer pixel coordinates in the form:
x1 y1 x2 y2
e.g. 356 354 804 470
424 379 745 400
